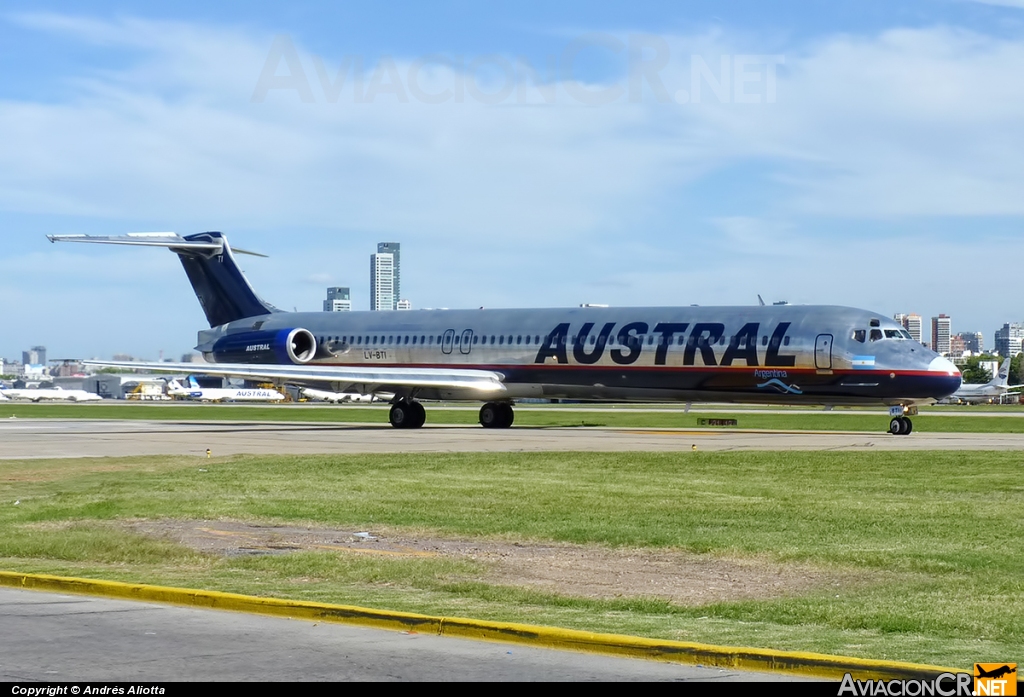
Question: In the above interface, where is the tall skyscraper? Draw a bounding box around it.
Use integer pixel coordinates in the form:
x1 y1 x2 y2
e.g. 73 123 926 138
377 243 400 309
370 251 395 311
22 346 46 367
895 313 923 345
323 287 351 312
931 314 951 355
994 323 1023 357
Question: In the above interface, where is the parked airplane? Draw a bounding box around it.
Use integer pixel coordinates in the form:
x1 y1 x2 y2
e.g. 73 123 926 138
0 385 102 402
48 232 962 434
945 358 1021 404
301 387 379 403
167 376 286 403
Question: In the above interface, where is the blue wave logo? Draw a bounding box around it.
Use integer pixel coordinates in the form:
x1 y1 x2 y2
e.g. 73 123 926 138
757 378 803 394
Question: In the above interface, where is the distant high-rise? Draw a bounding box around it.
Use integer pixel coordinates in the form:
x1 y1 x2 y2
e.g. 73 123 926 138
323 287 351 312
948 335 965 360
396 299 411 311
370 252 395 311
377 243 401 309
22 346 46 366
994 323 1023 358
931 315 951 355
956 331 983 354
895 313 923 345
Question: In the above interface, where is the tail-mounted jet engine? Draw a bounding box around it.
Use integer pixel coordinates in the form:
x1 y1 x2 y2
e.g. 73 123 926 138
209 328 317 365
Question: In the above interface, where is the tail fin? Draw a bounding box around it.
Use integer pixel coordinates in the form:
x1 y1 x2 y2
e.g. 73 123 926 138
48 232 280 327
992 358 1012 387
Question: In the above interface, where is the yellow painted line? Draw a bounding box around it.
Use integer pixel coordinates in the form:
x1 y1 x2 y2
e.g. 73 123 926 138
0 571 964 681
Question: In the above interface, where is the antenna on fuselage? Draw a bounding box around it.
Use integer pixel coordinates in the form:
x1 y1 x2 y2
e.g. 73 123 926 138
757 294 766 306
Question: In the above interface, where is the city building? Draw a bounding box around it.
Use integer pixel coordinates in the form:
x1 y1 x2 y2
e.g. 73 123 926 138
994 323 1024 358
22 346 46 367
931 315 951 355
323 287 352 312
895 313 923 345
948 335 965 360
370 251 395 311
956 331 983 354
396 299 412 311
377 242 400 306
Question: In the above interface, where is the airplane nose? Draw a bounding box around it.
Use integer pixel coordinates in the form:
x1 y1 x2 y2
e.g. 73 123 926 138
928 356 960 376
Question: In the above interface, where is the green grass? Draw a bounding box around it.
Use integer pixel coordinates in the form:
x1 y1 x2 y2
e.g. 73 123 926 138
4 402 1024 432
1 450 1022 667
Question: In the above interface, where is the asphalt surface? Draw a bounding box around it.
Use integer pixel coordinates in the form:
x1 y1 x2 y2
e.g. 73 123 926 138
1 418 1023 459
0 587 801 682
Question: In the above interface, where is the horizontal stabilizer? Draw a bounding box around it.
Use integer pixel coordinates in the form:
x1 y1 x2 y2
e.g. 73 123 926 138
83 360 507 394
48 233 267 257
49 232 276 327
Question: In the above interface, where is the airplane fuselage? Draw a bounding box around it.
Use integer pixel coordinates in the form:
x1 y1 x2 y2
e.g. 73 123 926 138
197 305 960 407
0 388 102 402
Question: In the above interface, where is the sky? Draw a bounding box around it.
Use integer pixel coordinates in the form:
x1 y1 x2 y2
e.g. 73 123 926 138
2 0 1023 360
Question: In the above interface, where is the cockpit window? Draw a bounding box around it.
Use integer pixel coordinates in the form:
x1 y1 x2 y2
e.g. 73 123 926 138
870 329 883 341
900 330 913 340
884 329 901 339
852 329 866 343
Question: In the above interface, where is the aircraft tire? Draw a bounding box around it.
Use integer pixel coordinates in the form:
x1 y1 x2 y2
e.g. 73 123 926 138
410 401 426 428
479 402 501 428
889 417 903 435
389 401 413 429
480 402 514 428
901 416 913 435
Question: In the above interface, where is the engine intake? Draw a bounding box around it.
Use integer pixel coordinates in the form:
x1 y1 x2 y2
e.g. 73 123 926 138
209 328 317 365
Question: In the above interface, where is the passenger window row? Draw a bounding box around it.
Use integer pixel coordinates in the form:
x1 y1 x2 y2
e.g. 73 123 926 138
315 333 791 348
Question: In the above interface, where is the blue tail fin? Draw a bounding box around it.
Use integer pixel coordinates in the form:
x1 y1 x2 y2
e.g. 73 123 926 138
177 232 280 327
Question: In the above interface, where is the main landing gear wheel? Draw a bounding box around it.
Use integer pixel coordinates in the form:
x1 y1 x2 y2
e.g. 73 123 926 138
888 416 913 435
389 400 426 429
479 402 514 428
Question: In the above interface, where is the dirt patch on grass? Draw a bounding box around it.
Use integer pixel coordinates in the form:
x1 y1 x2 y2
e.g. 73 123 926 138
129 519 851 605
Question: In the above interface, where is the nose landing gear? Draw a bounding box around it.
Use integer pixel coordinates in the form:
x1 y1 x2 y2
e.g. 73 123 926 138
888 405 915 435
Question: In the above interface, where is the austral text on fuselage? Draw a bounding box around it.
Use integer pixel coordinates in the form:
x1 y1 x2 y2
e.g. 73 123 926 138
533 321 795 367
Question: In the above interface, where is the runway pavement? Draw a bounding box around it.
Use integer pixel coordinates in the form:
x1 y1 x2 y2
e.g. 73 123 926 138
0 587 798 682
1 418 1023 459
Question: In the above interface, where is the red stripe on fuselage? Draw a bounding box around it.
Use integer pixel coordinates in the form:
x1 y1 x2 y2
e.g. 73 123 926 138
308 362 954 378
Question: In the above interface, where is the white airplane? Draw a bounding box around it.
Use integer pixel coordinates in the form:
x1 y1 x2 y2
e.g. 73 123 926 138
168 376 286 403
48 232 963 434
0 386 102 402
301 387 379 403
946 358 1022 404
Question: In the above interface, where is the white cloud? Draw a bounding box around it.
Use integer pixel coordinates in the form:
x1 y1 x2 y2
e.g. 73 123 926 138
3 14 1024 355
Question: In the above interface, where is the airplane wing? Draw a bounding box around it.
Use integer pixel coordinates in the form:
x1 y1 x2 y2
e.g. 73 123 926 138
82 360 507 395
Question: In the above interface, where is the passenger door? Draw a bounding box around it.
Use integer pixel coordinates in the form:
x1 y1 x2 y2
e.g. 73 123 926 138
815 334 833 370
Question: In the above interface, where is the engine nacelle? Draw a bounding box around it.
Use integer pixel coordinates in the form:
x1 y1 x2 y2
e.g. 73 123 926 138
208 328 317 365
